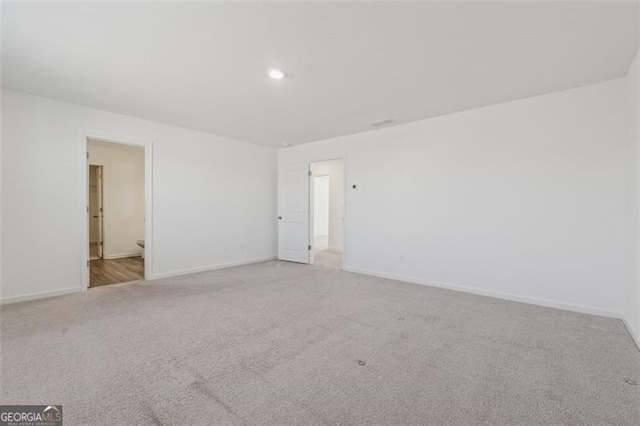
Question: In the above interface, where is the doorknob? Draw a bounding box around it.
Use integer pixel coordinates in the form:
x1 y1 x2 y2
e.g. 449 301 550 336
278 216 282 220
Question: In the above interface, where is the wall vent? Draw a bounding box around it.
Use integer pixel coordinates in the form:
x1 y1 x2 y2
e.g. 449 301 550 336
370 118 396 127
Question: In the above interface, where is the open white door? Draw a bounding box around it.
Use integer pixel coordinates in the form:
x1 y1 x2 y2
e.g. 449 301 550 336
278 162 310 263
96 166 104 259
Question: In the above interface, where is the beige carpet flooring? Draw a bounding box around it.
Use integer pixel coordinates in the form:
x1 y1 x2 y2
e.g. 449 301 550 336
1 260 639 425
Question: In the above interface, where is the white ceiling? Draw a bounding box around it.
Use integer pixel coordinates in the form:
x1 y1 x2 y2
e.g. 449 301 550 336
2 2 638 147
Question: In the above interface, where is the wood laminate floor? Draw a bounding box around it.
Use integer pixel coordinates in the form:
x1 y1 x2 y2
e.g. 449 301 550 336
90 256 144 287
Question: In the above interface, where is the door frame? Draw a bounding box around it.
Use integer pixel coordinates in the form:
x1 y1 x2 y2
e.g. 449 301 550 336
309 157 346 268
81 136 153 289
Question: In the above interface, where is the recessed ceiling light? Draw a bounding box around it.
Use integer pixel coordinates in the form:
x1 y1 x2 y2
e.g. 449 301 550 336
281 142 291 147
268 69 286 80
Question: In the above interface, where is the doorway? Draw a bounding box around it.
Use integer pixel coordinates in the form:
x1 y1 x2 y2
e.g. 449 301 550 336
89 165 104 260
311 159 344 269
313 175 330 250
87 139 145 287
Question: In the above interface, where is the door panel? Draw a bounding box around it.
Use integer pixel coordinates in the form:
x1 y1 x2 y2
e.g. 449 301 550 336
96 166 103 258
278 163 310 263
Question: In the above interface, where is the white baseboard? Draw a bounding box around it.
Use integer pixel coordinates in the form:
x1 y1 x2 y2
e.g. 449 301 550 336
343 266 621 319
622 317 640 351
103 252 142 260
1 257 275 305
0 287 81 305
151 255 277 280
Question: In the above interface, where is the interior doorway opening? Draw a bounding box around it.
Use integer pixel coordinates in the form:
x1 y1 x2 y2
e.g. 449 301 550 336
87 139 145 287
89 165 104 260
311 159 344 269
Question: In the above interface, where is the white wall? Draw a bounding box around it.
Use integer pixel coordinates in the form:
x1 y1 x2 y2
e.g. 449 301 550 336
625 49 640 346
88 141 145 258
280 79 628 317
312 159 344 251
1 89 277 303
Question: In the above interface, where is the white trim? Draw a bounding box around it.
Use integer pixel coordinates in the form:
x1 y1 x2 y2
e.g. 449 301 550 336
144 142 153 281
622 317 640 351
343 266 622 319
80 134 89 290
103 252 142 260
309 163 315 265
151 256 276 280
1 257 274 305
1 287 80 305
